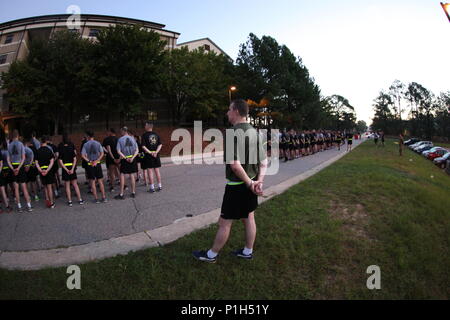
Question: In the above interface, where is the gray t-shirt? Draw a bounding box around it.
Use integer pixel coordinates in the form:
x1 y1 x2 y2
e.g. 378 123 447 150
8 140 25 164
24 146 34 165
1 150 8 168
81 140 103 161
32 138 41 150
117 135 138 157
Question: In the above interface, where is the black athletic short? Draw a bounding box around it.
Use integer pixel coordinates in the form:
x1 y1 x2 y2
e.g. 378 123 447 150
40 171 56 185
221 182 258 220
0 170 7 187
142 153 161 169
26 165 38 182
61 165 77 181
106 155 117 168
348 140 353 145
85 163 103 180
9 164 27 184
120 159 138 174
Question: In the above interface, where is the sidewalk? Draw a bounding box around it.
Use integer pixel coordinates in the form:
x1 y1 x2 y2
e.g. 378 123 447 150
0 140 365 270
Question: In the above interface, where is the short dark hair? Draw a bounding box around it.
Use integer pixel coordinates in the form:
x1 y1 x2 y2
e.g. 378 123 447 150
145 121 154 128
85 130 94 138
231 99 249 117
62 133 71 145
12 129 19 139
121 126 129 133
41 135 49 143
109 128 116 134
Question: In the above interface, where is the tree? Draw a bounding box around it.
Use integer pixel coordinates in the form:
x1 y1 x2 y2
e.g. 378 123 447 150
371 91 396 133
356 120 368 133
94 24 166 127
160 47 231 125
234 33 324 129
3 30 93 135
388 80 405 120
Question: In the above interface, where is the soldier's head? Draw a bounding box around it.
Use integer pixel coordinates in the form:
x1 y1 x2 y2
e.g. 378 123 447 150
227 99 248 125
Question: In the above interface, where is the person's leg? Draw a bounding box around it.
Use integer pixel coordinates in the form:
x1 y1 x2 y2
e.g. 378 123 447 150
148 169 155 189
65 180 71 203
13 182 20 207
155 168 162 187
47 184 54 206
242 212 256 250
90 179 98 200
72 179 82 201
0 186 9 210
130 173 136 194
211 218 234 254
21 182 31 207
98 178 106 199
119 173 125 195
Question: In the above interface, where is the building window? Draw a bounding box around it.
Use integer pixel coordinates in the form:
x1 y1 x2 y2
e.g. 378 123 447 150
204 44 210 51
4 34 14 44
89 29 100 38
0 54 7 65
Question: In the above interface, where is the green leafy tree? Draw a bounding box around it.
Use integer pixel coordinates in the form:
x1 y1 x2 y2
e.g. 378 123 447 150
94 24 166 127
3 30 92 135
160 47 231 125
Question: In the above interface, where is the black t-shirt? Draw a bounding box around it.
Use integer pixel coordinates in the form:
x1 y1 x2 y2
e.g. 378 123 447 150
36 146 54 167
58 143 76 164
142 131 161 152
103 136 119 159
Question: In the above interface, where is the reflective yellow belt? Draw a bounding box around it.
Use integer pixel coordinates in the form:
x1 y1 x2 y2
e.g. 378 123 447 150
2 166 9 170
227 176 256 186
12 162 20 165
41 165 49 169
64 163 73 167
125 155 133 159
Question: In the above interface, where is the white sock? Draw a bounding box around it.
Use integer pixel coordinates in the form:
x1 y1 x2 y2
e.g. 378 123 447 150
27 202 31 208
17 203 22 209
243 247 253 255
149 184 154 190
157 183 162 188
207 250 218 259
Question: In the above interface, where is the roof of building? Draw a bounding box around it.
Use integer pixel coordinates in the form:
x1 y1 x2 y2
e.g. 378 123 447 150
176 37 231 59
0 14 180 35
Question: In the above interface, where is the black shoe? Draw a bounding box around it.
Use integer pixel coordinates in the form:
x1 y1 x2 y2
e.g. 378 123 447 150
114 194 125 200
148 188 155 193
231 248 253 260
131 193 136 199
193 250 217 263
156 187 162 192
68 201 73 207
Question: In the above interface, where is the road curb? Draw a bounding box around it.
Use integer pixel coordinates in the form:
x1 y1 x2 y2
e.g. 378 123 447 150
0 142 363 270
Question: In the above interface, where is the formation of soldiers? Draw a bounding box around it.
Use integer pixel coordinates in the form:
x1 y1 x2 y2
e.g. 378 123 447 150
0 121 162 213
274 129 355 161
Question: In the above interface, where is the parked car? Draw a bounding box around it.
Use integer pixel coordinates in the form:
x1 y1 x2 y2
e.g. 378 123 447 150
426 149 449 161
404 138 420 146
433 152 450 169
409 141 431 149
422 147 446 157
415 144 433 153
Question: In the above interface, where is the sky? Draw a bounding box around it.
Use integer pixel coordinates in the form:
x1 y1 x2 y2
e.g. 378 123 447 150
1 0 449 125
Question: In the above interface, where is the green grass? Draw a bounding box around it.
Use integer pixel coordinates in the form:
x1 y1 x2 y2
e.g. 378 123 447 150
1 139 449 299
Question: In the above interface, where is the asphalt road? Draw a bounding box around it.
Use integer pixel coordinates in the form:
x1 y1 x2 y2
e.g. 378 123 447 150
0 139 364 251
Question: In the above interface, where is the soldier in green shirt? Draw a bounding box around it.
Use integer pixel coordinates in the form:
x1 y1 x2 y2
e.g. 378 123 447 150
193 99 268 263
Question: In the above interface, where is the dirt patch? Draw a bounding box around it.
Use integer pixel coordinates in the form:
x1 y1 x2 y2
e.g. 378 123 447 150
329 201 373 241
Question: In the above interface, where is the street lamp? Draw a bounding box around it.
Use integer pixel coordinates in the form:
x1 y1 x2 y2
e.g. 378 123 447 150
441 2 450 22
228 86 237 103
